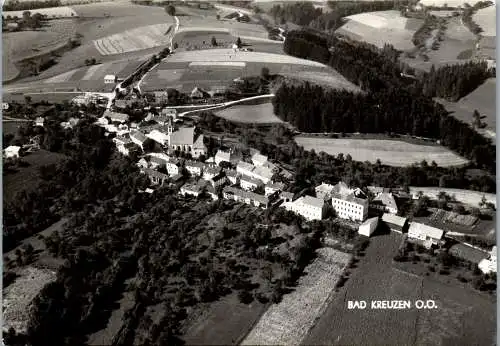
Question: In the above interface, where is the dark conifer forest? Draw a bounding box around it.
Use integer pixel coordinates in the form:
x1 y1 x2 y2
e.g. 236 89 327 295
279 30 495 174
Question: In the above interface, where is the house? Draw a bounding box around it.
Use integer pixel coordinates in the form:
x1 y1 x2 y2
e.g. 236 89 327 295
205 184 219 201
191 87 210 99
154 90 169 104
252 165 274 184
203 166 221 181
210 172 227 189
284 195 326 221
104 74 117 84
381 213 407 234
240 175 263 191
251 153 268 167
185 160 204 176
407 222 444 249
315 182 336 200
224 169 240 185
372 192 398 214
265 182 285 196
4 146 21 159
130 130 149 150
222 186 274 209
331 182 368 222
96 117 109 126
150 155 169 169
104 110 129 124
280 191 295 203
478 246 497 274
143 168 169 186
358 217 379 237
180 182 204 197
236 161 255 177
210 86 227 97
35 117 45 127
166 159 182 176
215 150 232 166
161 108 177 118
147 129 170 146
113 136 133 156
137 157 149 169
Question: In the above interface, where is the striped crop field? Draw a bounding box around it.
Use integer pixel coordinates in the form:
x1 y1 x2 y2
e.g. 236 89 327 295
294 137 469 167
94 24 173 55
242 248 351 345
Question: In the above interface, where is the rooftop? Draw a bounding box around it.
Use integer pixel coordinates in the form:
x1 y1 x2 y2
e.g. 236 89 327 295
240 174 263 186
170 127 195 146
223 186 269 204
373 192 398 210
237 161 255 172
104 110 129 122
295 195 325 209
381 213 407 227
185 160 204 168
130 130 147 143
143 168 169 180
252 152 268 165
409 222 444 240
266 182 285 190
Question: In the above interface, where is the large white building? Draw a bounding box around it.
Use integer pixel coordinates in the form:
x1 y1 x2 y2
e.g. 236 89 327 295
315 182 336 200
284 195 326 221
331 182 368 221
407 222 444 249
358 217 379 237
479 246 497 274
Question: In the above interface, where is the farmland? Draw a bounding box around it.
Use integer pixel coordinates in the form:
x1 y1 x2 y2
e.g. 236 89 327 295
408 186 496 208
242 248 351 345
336 11 423 51
435 78 496 139
141 49 358 93
474 5 496 37
419 0 490 6
294 136 469 167
304 232 496 345
216 103 284 124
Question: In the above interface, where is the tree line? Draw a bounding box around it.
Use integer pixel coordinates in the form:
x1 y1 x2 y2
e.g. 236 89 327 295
3 0 61 11
269 2 323 26
280 30 495 174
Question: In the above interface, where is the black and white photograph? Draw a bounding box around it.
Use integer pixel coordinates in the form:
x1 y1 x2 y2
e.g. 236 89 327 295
1 0 497 345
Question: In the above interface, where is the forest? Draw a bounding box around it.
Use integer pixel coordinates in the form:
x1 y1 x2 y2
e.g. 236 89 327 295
3 0 62 11
281 30 495 174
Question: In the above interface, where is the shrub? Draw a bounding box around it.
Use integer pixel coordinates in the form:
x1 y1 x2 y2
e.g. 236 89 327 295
238 289 254 304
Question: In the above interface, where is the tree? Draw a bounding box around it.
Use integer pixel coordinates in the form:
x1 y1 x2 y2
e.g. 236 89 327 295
216 14 220 20
211 36 218 47
261 67 270 79
165 5 176 16
236 36 242 48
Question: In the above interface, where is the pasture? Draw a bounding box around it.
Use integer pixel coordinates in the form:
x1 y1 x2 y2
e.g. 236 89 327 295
215 103 283 124
474 5 496 37
304 232 496 346
336 11 423 51
294 136 469 167
435 78 496 139
242 248 351 345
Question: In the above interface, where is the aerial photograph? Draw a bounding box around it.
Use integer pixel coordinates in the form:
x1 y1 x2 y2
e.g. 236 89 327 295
1 0 496 345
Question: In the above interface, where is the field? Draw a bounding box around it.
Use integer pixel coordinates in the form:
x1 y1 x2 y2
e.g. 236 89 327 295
141 49 357 93
4 149 67 203
182 293 269 345
242 248 351 345
408 186 496 208
3 6 78 18
336 11 424 51
474 5 496 37
294 136 469 167
435 78 496 139
419 0 489 5
304 233 496 345
216 103 284 124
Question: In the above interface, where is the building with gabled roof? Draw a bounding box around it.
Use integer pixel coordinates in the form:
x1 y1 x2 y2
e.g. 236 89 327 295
215 150 232 166
192 134 206 159
4 146 21 159
381 213 407 233
315 182 336 200
372 192 398 214
35 117 45 127
222 186 275 209
251 152 268 167
180 182 205 197
147 129 170 146
407 222 444 249
358 217 379 237
283 195 326 221
265 182 285 196
203 166 221 181
240 175 263 191
143 168 169 186
253 165 274 184
104 110 129 124
130 130 148 150
224 169 240 185
331 182 368 221
236 161 255 177
185 160 204 176
150 155 169 169
166 159 182 176
210 172 228 189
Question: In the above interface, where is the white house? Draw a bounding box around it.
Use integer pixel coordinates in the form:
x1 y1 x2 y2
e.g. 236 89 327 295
210 172 228 189
240 175 263 191
331 182 368 221
4 146 21 159
252 165 274 184
284 195 326 221
215 150 233 166
203 166 221 181
205 184 219 201
478 246 497 274
185 161 204 176
251 152 268 167
113 136 135 156
166 159 182 176
35 117 45 127
236 161 255 178
407 222 444 249
104 74 117 84
358 217 379 237
315 182 336 200
180 182 204 197
147 129 170 146
265 182 285 196
372 192 398 214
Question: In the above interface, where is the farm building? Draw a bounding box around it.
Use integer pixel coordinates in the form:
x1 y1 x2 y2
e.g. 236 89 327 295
315 182 336 200
358 217 379 237
449 244 489 264
478 246 497 274
331 182 368 221
222 186 275 209
104 74 117 84
407 222 444 249
381 213 408 233
203 166 222 181
372 192 398 214
143 168 169 186
284 195 327 221
4 146 21 159
265 182 285 196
